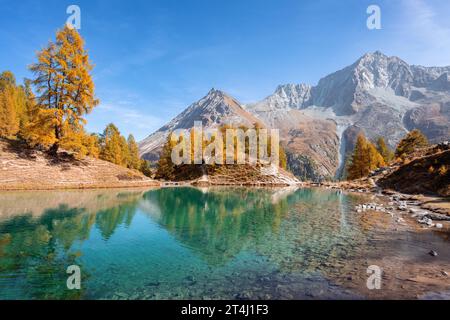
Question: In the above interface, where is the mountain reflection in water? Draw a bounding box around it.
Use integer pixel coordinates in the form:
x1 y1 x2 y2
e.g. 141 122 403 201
0 187 448 299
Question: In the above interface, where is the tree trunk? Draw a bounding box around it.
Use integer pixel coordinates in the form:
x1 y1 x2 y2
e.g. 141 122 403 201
48 142 59 156
48 125 60 156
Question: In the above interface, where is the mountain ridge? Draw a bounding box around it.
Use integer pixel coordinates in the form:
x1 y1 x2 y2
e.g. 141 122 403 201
140 51 450 180
139 88 263 161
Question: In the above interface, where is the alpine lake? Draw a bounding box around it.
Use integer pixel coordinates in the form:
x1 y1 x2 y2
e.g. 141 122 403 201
0 187 449 300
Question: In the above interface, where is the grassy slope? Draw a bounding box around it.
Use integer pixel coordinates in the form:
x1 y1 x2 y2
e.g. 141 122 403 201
0 139 159 190
378 147 450 197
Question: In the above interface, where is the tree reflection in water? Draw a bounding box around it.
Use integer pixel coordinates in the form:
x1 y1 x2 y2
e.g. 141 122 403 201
1 187 433 300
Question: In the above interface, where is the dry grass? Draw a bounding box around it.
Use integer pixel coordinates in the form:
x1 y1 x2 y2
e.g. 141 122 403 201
0 138 159 190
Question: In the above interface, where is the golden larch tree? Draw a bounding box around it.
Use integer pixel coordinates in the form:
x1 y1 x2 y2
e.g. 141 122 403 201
0 71 19 137
395 129 428 159
127 134 141 170
99 123 131 167
376 136 394 164
347 133 385 180
29 25 98 154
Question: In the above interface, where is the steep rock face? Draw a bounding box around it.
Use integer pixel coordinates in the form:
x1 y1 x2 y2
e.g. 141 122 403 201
246 52 450 180
247 84 312 112
139 89 263 161
242 106 339 181
404 102 450 144
352 103 408 149
311 51 415 115
411 66 450 87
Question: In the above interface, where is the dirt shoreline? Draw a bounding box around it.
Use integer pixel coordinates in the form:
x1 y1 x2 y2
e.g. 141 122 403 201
2 178 449 217
0 180 160 191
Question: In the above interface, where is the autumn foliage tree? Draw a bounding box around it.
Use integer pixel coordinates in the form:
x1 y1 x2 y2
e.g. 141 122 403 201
0 71 34 138
347 133 385 180
155 125 288 180
100 124 128 166
98 124 149 174
376 137 394 164
127 134 141 170
28 25 98 154
155 134 178 180
395 129 428 159
0 28 153 177
0 73 18 137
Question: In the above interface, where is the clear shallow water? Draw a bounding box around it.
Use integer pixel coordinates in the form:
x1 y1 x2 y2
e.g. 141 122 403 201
0 187 449 300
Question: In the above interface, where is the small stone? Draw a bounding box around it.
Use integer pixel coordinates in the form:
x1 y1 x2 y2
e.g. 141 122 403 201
235 291 252 300
185 275 195 282
436 223 443 229
429 250 438 257
441 271 448 277
418 217 433 226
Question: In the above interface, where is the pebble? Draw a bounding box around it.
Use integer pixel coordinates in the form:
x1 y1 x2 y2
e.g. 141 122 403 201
354 195 445 231
355 203 386 213
412 211 428 218
235 291 252 300
418 217 434 227
429 250 438 257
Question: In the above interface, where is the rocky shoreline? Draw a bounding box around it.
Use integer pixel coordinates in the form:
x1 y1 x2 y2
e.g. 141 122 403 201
303 180 450 233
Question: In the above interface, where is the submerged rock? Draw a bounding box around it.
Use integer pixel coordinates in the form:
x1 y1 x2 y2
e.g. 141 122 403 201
429 250 438 257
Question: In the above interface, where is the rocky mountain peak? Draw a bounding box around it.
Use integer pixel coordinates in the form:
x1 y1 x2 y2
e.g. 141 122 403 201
245 83 312 113
139 88 262 160
196 88 244 115
206 87 225 99
358 50 388 61
352 51 412 91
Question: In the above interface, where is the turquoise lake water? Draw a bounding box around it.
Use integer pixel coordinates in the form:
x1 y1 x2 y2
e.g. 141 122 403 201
0 187 448 299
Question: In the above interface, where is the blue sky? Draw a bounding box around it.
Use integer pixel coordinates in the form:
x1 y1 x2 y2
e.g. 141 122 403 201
1 0 449 140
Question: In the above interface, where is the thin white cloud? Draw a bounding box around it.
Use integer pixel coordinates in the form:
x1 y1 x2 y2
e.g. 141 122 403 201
394 0 450 66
